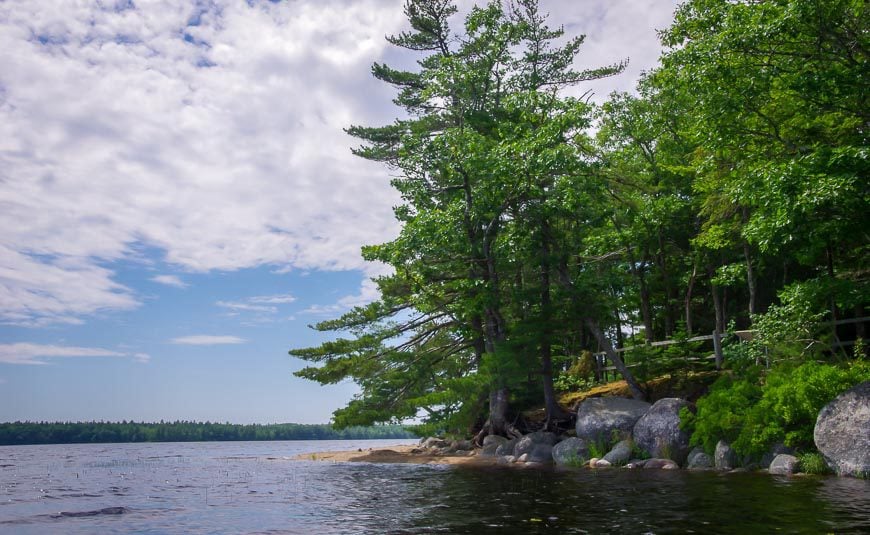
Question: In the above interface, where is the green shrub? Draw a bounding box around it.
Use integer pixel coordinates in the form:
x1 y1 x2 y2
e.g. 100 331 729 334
682 360 870 457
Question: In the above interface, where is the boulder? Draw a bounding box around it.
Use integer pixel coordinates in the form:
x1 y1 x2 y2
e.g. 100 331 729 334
632 398 691 464
552 437 589 466
603 439 633 466
576 397 651 442
644 458 680 470
482 435 508 448
496 438 519 457
421 437 450 449
480 443 501 457
514 432 559 457
527 444 554 464
480 435 507 457
814 381 870 478
715 440 739 470
686 452 713 470
760 443 793 469
768 454 800 476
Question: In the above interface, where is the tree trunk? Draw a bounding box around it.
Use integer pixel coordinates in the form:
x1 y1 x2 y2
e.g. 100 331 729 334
584 318 647 401
684 260 697 335
709 265 725 334
539 220 567 425
628 246 654 342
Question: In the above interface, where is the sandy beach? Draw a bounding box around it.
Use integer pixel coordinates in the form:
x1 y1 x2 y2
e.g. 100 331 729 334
295 444 496 466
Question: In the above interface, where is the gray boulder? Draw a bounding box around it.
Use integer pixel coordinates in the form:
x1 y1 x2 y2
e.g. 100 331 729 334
687 452 713 470
632 398 691 464
576 397 651 442
760 443 793 469
482 435 507 447
644 458 680 470
552 437 589 466
624 459 648 469
715 440 739 470
814 381 870 478
768 454 800 476
480 435 508 457
527 444 554 464
495 438 519 457
603 439 633 466
514 432 559 457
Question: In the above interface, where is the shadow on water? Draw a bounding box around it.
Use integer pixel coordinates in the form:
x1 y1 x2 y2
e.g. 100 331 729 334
324 463 870 534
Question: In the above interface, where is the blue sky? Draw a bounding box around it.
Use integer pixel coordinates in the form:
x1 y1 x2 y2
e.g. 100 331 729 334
0 0 677 424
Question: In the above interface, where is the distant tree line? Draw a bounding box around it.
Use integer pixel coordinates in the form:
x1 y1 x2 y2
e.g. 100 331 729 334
0 421 416 446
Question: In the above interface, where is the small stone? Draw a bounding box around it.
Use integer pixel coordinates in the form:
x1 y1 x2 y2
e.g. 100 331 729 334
593 459 612 468
552 437 589 466
687 452 713 470
517 453 529 463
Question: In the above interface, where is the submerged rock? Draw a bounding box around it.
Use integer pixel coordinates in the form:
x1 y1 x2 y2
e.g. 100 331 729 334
552 437 589 466
768 454 800 476
632 398 691 464
814 381 870 478
575 397 651 442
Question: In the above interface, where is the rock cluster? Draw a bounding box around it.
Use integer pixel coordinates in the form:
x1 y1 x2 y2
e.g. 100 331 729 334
424 384 869 479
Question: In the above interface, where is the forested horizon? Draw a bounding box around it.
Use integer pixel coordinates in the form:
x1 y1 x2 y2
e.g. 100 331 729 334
290 0 867 440
0 421 416 446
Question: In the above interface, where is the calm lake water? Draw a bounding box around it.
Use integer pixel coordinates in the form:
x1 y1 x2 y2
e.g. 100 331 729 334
1 439 868 534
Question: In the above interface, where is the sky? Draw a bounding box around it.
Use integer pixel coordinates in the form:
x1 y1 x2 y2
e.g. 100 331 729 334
0 0 678 424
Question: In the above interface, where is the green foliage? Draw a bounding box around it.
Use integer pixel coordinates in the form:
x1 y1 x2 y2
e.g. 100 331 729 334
291 0 868 440
683 360 870 457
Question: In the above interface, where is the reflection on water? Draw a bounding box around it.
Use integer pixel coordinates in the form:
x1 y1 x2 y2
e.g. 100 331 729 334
0 440 868 534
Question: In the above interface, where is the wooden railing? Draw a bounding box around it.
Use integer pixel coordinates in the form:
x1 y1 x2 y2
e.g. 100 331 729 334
591 316 869 381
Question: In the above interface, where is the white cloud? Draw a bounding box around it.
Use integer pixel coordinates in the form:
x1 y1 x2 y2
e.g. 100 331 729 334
0 342 131 365
170 335 246 345
216 301 277 314
150 274 188 288
0 0 676 327
249 293 296 304
133 352 152 363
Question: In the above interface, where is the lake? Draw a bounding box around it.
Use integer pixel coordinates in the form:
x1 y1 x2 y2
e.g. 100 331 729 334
1 440 868 533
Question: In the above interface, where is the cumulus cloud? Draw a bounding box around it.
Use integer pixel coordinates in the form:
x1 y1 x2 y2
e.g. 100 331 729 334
150 275 188 288
170 335 246 345
0 342 136 365
0 0 676 327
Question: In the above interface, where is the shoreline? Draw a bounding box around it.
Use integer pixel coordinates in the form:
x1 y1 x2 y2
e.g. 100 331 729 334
295 444 497 466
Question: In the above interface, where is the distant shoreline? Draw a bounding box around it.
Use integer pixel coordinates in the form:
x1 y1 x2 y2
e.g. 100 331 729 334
0 421 416 446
